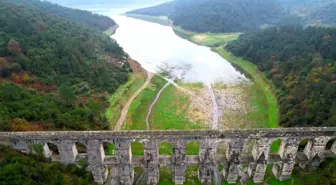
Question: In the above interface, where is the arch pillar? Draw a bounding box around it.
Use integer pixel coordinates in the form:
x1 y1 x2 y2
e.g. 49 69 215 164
115 139 133 185
144 139 159 185
87 139 107 184
223 138 247 184
172 139 187 185
272 137 299 181
300 136 330 169
58 140 77 164
248 138 273 183
198 139 216 185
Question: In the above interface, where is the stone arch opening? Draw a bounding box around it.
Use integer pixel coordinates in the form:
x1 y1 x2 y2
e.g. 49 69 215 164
298 139 310 152
159 141 173 155
185 165 200 184
132 141 144 156
242 139 255 156
325 138 336 150
75 142 87 154
133 166 146 185
270 139 282 153
159 166 172 184
216 140 227 155
47 142 59 156
186 141 200 155
103 142 115 156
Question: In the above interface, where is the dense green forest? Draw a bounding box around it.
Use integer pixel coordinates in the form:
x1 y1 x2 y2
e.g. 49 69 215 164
226 26 336 127
0 146 97 185
129 0 291 33
0 0 116 31
0 1 130 131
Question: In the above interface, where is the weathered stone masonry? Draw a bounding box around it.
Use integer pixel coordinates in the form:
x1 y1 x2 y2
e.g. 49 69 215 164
1 128 336 185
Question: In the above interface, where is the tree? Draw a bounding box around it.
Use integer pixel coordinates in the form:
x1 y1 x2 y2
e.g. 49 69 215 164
7 39 20 54
58 84 75 105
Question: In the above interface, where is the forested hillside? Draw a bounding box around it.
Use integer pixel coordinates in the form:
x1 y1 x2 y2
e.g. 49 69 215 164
0 146 97 185
0 1 130 131
226 26 336 127
129 0 289 33
0 0 116 31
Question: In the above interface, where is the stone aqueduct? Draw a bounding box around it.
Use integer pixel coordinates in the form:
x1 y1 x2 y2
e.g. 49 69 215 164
1 128 336 185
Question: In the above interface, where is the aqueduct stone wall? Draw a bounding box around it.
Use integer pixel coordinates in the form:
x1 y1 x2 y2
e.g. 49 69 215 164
1 128 336 185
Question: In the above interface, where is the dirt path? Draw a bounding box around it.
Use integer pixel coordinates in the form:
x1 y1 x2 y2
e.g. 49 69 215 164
114 72 153 130
146 82 171 129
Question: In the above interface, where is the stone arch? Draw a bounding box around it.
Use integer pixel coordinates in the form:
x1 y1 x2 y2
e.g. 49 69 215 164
159 141 173 155
298 138 311 152
159 165 173 184
242 138 255 156
75 142 87 154
43 142 59 159
270 138 282 153
133 165 146 185
184 165 201 184
103 142 115 156
325 138 336 152
132 140 144 156
186 140 200 155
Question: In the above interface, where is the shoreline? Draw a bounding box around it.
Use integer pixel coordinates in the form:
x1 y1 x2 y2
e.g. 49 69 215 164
121 13 279 128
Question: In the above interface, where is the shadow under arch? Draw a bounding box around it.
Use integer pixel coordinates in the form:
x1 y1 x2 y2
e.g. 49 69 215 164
75 142 87 154
325 138 336 151
133 166 146 185
46 142 59 156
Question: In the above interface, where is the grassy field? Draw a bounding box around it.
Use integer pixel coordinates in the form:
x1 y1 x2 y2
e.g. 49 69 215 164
104 73 146 129
173 27 240 47
104 24 119 36
122 75 167 131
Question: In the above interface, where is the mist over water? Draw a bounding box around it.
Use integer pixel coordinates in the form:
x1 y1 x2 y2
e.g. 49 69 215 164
111 16 246 83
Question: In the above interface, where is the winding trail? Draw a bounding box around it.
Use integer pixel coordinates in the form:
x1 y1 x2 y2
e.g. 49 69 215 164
146 82 171 129
114 72 153 130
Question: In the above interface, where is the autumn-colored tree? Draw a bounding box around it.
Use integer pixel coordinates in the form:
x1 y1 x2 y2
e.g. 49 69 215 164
22 73 30 84
7 39 21 54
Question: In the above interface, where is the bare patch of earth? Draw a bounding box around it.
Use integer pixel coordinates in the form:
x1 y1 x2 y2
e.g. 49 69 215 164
180 84 213 127
213 82 254 130
193 34 207 41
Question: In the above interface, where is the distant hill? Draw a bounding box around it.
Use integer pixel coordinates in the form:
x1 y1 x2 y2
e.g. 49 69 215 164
46 0 168 6
0 0 130 131
1 0 116 31
129 0 289 33
309 2 336 25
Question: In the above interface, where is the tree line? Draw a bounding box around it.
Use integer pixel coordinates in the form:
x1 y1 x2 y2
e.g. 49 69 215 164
129 0 291 33
0 0 116 31
226 26 336 127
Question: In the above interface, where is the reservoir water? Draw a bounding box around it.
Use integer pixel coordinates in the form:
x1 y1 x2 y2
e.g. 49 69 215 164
111 15 246 83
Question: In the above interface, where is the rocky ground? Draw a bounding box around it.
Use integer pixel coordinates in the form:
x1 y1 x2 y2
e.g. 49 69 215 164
213 82 254 130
